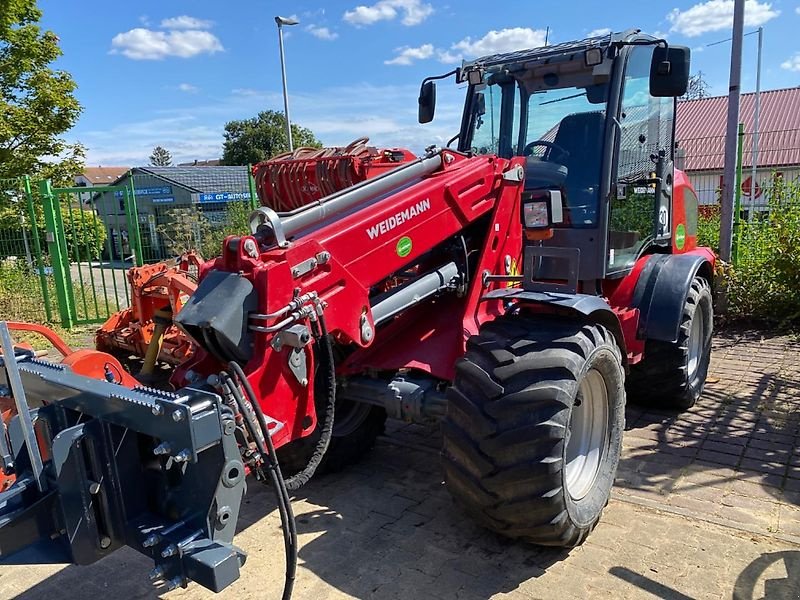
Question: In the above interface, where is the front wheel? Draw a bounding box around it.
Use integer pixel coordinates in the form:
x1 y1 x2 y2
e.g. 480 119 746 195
442 315 625 547
627 276 713 410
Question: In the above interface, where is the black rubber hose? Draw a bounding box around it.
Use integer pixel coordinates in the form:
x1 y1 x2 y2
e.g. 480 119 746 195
276 316 337 492
228 318 336 492
222 371 296 600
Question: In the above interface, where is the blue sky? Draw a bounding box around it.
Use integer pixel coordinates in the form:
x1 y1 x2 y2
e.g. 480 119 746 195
38 0 800 166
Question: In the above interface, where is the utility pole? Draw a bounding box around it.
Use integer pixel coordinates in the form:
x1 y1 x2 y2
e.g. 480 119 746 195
749 26 763 215
720 0 745 263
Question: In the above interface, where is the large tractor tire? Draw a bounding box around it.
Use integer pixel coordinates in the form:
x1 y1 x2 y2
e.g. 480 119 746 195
277 400 386 475
627 276 713 410
442 315 625 547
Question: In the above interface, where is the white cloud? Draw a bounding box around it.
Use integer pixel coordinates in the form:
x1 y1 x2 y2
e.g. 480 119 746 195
160 15 213 30
178 83 198 93
587 27 611 37
306 25 339 40
343 0 433 26
75 82 465 165
667 0 779 37
781 53 800 71
440 27 548 63
110 28 223 60
385 43 434 65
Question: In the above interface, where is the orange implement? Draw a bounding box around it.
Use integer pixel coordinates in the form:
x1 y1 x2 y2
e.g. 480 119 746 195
95 252 201 368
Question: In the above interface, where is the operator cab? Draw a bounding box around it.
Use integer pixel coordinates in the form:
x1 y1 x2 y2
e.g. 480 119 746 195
419 30 690 289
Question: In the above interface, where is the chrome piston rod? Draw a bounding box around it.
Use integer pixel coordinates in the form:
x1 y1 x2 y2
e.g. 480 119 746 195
370 261 459 325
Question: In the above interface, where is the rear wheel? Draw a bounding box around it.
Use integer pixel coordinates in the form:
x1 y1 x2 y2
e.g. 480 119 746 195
628 276 713 410
277 399 386 475
442 315 625 546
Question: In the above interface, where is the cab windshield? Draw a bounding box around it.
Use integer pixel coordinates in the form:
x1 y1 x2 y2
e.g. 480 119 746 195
468 71 609 227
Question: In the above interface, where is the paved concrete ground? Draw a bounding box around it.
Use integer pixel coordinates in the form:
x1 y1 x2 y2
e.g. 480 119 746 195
2 328 800 599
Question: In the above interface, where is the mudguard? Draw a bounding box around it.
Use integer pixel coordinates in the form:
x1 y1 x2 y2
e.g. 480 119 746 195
482 288 628 362
630 252 714 343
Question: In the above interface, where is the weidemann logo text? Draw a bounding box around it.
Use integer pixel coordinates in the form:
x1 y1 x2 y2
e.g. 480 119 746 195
366 198 431 240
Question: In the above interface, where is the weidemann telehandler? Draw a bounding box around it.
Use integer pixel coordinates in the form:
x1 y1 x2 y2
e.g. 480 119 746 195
0 29 714 597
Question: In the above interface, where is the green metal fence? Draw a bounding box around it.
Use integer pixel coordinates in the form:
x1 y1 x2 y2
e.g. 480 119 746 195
38 180 141 327
0 176 53 323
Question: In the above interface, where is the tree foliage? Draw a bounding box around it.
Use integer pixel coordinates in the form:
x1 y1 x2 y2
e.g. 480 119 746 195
0 0 83 184
682 71 710 101
149 145 173 166
221 110 321 166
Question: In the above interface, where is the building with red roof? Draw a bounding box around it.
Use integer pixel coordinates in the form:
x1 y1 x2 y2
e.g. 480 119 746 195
675 87 800 205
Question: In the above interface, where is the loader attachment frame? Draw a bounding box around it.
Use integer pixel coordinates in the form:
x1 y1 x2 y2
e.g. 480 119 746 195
0 322 246 593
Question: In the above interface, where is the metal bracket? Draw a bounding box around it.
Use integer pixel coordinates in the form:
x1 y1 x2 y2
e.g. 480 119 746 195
287 348 308 387
249 206 288 248
0 322 45 491
502 164 525 183
522 245 581 295
270 324 311 351
290 251 331 279
291 257 318 278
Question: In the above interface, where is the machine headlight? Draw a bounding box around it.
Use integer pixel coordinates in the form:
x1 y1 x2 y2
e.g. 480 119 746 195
523 200 551 229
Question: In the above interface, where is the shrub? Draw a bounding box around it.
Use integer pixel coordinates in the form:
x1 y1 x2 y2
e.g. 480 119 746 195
156 208 213 257
700 177 800 326
60 206 107 261
0 204 106 261
0 260 50 322
201 202 252 258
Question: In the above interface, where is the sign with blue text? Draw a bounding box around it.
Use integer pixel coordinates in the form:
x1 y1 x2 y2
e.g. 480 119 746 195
198 191 252 203
115 186 173 198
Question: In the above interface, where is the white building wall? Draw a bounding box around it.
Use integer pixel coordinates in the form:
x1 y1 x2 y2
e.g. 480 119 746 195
684 167 800 207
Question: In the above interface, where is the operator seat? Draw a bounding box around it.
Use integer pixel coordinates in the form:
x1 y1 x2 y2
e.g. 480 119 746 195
550 111 605 225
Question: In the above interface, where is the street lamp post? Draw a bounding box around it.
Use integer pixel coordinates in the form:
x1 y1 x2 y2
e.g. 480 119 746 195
275 16 299 153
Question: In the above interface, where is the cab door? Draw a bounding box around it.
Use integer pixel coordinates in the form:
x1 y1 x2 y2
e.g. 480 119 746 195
608 44 676 273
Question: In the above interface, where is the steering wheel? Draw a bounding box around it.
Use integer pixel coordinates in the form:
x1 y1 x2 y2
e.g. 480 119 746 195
523 140 569 162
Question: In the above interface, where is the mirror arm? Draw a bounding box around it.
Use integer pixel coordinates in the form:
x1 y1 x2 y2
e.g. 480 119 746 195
421 68 460 87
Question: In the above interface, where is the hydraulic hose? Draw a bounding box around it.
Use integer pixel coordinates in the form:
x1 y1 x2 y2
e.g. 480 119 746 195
223 368 297 600
227 314 337 492
279 315 337 492
224 313 337 598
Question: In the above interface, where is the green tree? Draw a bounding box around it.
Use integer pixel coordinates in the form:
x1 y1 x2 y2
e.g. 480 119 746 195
149 145 173 166
221 110 321 165
0 0 83 184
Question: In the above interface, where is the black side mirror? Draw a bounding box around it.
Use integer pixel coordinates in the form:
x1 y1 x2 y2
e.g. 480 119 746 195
418 81 436 124
650 45 691 97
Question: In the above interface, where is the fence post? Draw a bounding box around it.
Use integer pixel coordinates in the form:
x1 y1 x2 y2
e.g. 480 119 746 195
23 176 53 322
39 179 75 328
248 165 259 211
732 123 744 266
124 176 143 266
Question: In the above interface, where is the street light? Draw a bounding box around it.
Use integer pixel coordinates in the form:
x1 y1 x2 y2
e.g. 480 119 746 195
275 16 299 153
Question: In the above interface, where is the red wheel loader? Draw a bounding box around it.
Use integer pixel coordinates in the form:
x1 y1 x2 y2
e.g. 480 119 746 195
0 30 714 596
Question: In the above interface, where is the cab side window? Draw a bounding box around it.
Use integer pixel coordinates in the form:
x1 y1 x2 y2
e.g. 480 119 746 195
609 45 676 271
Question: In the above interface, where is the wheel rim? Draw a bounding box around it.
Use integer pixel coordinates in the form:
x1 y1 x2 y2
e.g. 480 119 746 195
564 369 609 501
687 309 705 380
333 400 372 437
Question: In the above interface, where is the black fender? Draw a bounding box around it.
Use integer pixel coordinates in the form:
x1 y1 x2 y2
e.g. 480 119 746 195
630 253 714 344
482 289 628 366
